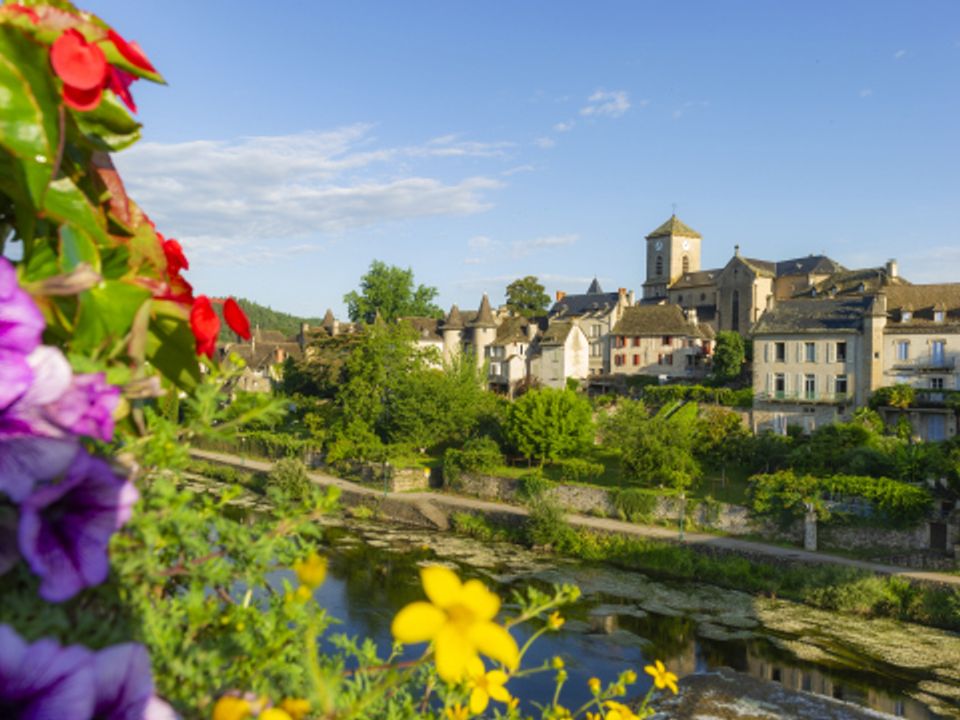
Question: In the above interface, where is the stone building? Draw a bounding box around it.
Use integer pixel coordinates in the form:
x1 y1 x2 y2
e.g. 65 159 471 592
609 305 710 381
528 320 590 389
548 279 634 376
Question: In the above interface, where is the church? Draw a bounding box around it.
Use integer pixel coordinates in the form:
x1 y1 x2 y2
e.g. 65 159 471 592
640 215 903 333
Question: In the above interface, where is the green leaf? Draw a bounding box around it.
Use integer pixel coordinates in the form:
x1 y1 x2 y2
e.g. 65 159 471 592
42 176 109 246
100 244 131 280
74 92 142 152
146 301 202 392
73 279 151 352
0 26 59 207
59 224 101 273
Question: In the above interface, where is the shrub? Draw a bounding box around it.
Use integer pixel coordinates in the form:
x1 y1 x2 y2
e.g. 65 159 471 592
517 471 552 501
611 488 659 522
442 436 504 486
523 496 575 548
267 458 313 504
555 457 605 484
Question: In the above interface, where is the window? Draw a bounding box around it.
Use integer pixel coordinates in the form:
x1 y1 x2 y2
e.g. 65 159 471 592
682 255 690 274
928 415 946 442
901 310 912 322
616 336 624 348
836 341 847 362
633 354 639 366
665 353 673 366
700 293 706 302
614 355 622 367
805 342 816 362
775 342 786 362
931 377 945 390
804 374 816 399
655 255 663 276
932 340 946 365
632 337 640 347
896 341 909 361
934 310 945 323
591 324 601 338
677 295 683 304
835 374 848 397
590 342 601 357
774 373 785 398
663 336 673 347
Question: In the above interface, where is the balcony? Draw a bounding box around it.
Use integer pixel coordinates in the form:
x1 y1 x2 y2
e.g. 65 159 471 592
891 357 956 373
756 390 850 405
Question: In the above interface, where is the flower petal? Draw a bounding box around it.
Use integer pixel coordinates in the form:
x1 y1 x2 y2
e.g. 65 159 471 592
488 681 511 704
434 624 473 682
470 622 518 671
421 565 462 608
460 579 500 621
391 601 446 644
465 655 485 679
469 686 489 715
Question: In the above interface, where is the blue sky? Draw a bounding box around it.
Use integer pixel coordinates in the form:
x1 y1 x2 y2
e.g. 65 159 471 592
83 0 960 318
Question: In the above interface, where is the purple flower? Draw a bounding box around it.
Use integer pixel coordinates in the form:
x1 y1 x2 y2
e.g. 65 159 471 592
0 623 95 719
93 643 166 720
0 436 77 502
0 257 45 356
0 348 33 412
18 447 139 602
1 346 120 443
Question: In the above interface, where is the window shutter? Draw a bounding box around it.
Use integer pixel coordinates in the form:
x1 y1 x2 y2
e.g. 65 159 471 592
827 343 834 363
795 343 802 362
766 373 772 393
764 342 769 363
827 374 833 395
796 373 803 395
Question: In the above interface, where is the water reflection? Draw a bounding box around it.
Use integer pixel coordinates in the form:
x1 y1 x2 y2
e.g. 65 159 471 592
283 521 952 719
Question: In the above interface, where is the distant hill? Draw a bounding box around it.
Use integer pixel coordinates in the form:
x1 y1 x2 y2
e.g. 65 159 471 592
215 298 326 342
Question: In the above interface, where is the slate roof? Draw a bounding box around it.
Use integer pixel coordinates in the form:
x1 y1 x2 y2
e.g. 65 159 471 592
492 316 531 346
670 269 721 289
402 317 442 342
550 292 621 317
646 215 702 239
444 304 464 330
586 277 604 294
612 305 702 337
797 267 910 298
775 255 845 277
739 257 777 277
751 298 872 335
322 308 336 329
884 284 960 330
470 294 496 328
539 320 576 346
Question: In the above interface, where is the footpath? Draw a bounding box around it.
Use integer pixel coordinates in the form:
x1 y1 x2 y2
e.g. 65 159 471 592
190 448 960 589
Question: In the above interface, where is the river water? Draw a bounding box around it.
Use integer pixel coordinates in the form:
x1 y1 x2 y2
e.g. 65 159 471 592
283 517 960 719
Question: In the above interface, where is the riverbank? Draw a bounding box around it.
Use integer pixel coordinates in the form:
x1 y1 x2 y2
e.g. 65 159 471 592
189 449 960 632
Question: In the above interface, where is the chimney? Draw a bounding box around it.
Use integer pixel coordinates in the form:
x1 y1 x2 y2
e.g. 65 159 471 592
765 294 775 311
734 244 741 257
685 307 698 326
628 290 635 306
555 290 566 302
886 259 898 279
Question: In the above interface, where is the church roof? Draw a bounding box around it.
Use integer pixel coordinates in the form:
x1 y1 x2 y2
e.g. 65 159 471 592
470 294 497 328
646 215 702 240
775 255 845 277
586 277 604 294
612 305 702 337
670 269 720 289
796 266 909 299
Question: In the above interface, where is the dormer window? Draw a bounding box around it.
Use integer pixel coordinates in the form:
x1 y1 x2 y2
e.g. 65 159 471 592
902 311 912 322
935 310 945 323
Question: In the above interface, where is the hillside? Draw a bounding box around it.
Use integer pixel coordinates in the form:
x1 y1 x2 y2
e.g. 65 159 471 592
215 298 326 342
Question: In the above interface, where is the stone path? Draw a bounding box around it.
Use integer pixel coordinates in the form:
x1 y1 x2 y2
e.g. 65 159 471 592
190 449 960 589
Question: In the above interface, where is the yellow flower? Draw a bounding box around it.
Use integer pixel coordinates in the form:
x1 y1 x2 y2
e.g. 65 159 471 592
547 611 565 630
622 669 637 684
587 677 601 694
259 710 292 720
604 701 640 720
586 714 600 720
293 553 328 590
445 703 471 720
550 656 564 670
212 696 252 720
644 659 679 695
391 565 519 682
466 656 512 714
279 698 310 720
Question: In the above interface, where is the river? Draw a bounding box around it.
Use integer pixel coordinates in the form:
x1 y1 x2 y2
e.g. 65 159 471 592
271 516 960 719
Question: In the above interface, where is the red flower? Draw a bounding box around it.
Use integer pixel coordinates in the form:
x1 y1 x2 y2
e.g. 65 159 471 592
106 66 137 113
189 296 220 359
162 238 189 276
50 29 108 111
223 298 251 340
106 29 157 74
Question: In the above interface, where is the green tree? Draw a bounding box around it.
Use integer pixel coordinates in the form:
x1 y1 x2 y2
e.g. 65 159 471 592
710 331 745 384
694 406 750 474
505 275 551 318
344 260 442 324
281 333 363 398
504 388 593 465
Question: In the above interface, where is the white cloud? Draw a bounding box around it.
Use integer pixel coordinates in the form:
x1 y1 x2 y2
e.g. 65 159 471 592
859 88 873 98
534 137 556 149
463 257 482 265
894 49 907 60
501 164 535 176
115 125 506 261
580 89 630 118
511 233 578 258
468 235 492 250
553 120 575 132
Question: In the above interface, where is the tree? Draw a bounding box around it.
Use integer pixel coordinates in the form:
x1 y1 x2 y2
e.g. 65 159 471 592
694 406 750 474
344 260 442 324
710 331 745 384
505 276 551 318
504 388 593 465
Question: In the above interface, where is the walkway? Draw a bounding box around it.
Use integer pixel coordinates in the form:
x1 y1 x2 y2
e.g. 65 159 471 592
190 449 960 589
